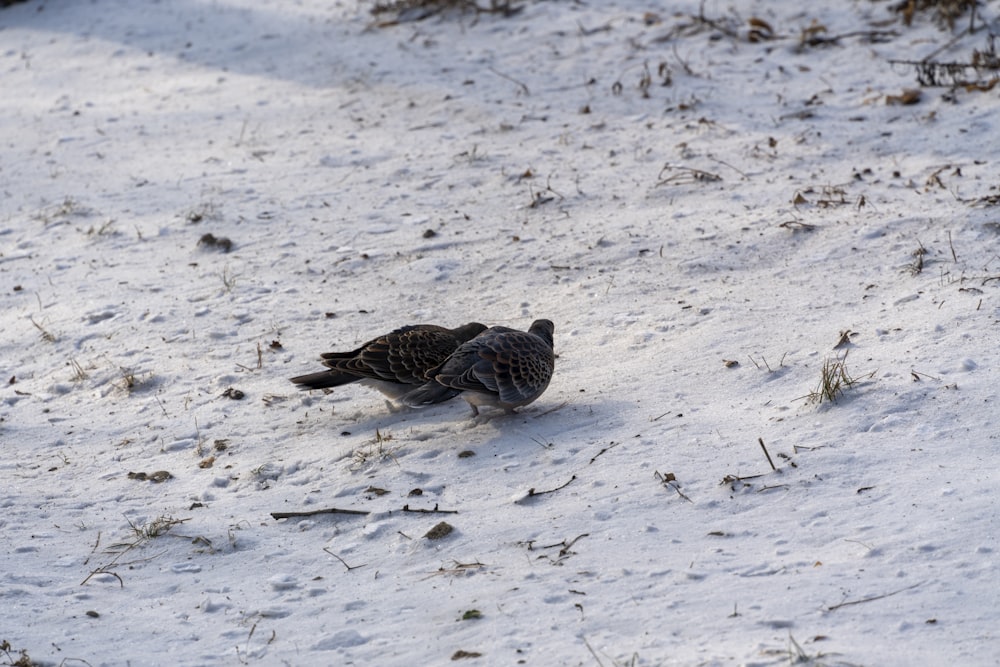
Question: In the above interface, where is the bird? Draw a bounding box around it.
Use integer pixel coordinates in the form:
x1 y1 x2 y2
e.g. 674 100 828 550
402 319 554 416
290 322 488 406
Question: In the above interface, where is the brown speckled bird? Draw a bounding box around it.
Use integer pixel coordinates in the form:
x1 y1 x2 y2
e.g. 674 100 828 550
402 319 554 416
290 322 488 406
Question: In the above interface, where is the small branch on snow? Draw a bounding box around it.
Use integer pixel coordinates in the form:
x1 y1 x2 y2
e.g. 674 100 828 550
721 472 765 490
655 470 692 502
400 504 459 515
589 441 620 464
539 533 590 556
270 507 369 520
323 547 367 572
271 504 459 520
758 437 777 471
515 475 577 504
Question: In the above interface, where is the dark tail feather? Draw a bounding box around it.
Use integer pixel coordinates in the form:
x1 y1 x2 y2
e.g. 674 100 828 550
318 349 364 362
289 370 359 390
401 381 462 407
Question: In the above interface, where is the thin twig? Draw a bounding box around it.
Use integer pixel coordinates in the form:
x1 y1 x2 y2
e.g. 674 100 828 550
421 560 487 580
655 470 693 502
488 66 530 96
539 534 590 557
589 441 620 464
721 472 765 488
270 507 370 520
518 475 577 503
582 636 605 667
825 582 923 612
920 26 972 63
322 547 367 571
534 401 568 418
81 567 124 588
801 29 898 48
656 164 722 186
529 475 575 497
401 504 459 515
706 156 748 179
83 531 102 566
757 484 789 493
758 437 776 471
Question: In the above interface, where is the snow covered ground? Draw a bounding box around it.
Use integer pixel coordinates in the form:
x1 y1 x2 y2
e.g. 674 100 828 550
2 0 999 665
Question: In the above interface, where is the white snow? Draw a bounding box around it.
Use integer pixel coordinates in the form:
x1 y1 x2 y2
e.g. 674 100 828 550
2 0 999 665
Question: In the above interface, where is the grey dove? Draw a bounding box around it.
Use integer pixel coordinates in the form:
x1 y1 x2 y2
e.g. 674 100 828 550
290 322 487 405
402 319 554 415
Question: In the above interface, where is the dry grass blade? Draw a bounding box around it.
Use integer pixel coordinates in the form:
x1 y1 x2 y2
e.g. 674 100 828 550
890 35 999 89
779 220 817 232
654 470 692 502
81 515 189 586
350 428 400 469
656 164 722 186
69 358 88 382
121 515 188 543
818 356 852 404
29 315 56 343
807 351 871 405
422 560 487 580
